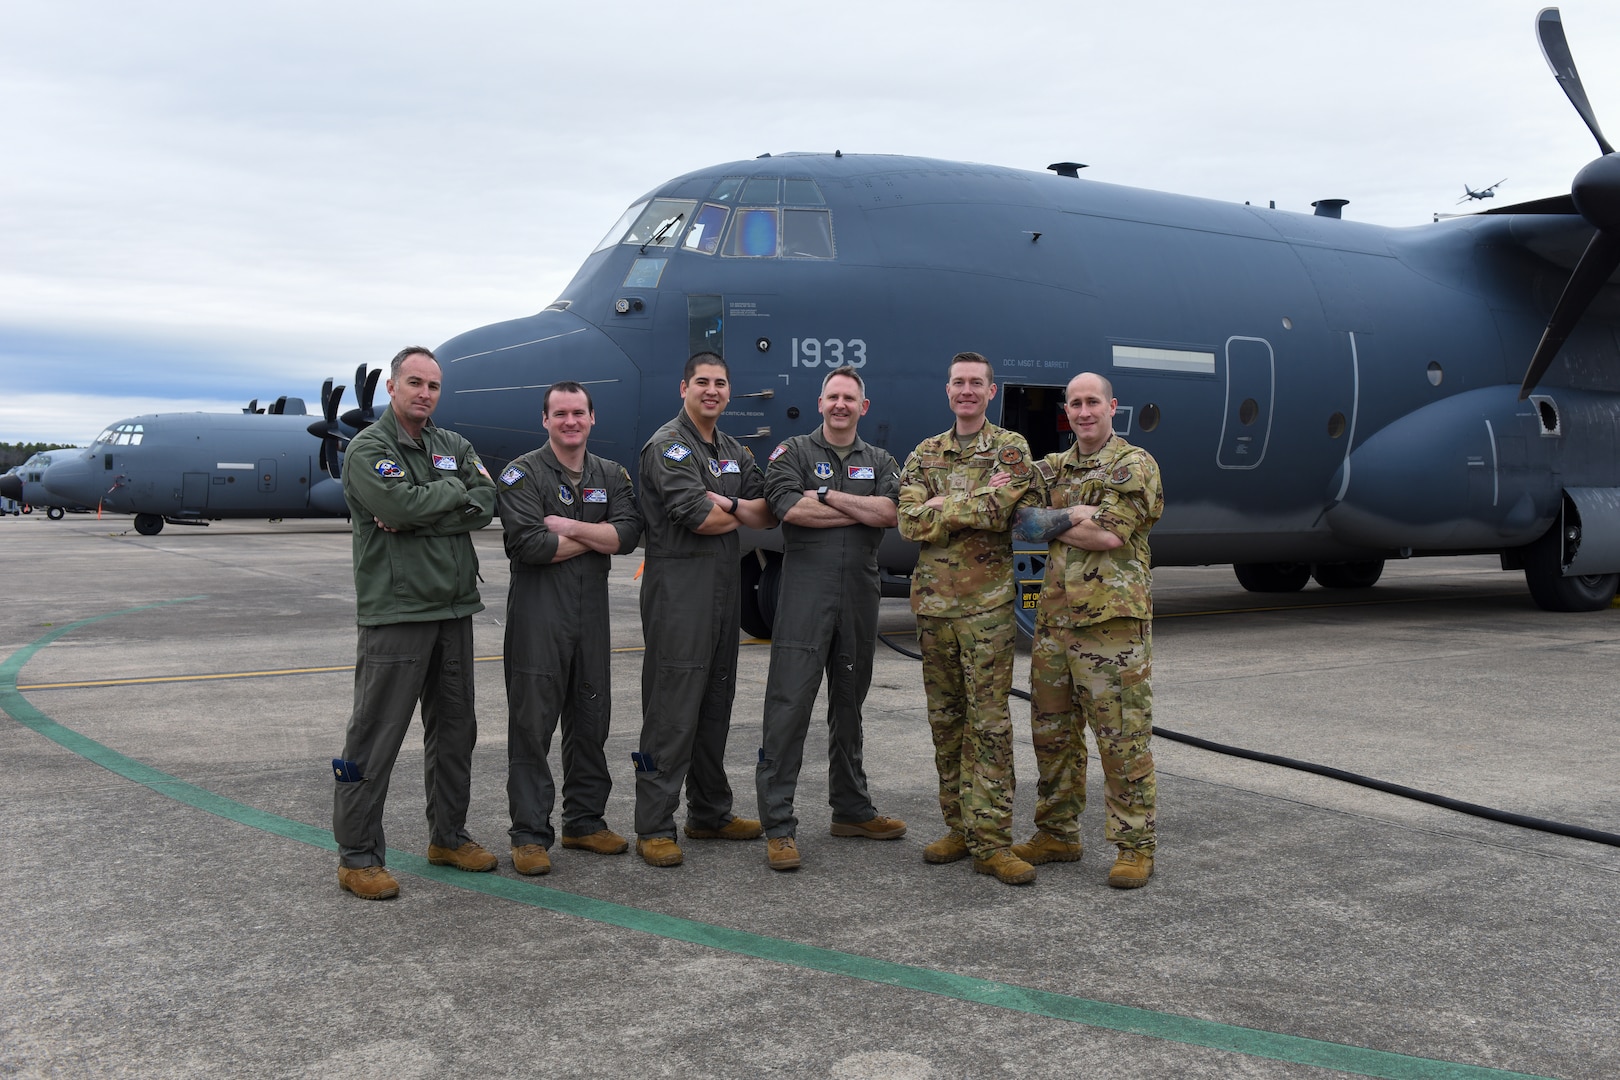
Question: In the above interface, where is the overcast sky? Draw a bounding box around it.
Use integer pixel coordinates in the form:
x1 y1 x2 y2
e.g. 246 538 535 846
5 1 1619 444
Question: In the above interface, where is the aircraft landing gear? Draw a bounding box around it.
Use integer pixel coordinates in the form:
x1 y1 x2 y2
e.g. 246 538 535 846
739 549 782 639
134 513 165 536
1521 520 1618 612
46 506 65 521
1233 562 1311 593
1311 560 1385 589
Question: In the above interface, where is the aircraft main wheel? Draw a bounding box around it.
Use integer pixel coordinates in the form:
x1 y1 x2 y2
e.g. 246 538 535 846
1311 560 1384 589
739 550 782 639
46 506 65 521
1233 562 1311 593
134 513 165 536
1522 523 1617 612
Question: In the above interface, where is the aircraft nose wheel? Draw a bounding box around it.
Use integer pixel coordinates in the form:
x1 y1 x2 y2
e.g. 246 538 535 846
134 513 165 536
46 506 65 521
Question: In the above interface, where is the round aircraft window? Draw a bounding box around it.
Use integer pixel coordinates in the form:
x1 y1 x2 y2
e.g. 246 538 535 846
1327 412 1346 438
1239 398 1259 425
1427 361 1443 386
1138 403 1161 432
786 407 800 420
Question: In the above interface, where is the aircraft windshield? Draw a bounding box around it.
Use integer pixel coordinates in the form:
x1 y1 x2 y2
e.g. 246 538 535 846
93 423 144 448
595 178 834 262
621 199 697 249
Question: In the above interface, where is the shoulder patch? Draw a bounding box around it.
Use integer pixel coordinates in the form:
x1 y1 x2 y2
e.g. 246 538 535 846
998 444 1025 466
1035 460 1057 483
1110 466 1132 484
374 459 405 479
768 443 788 463
499 465 526 486
473 457 491 480
663 443 692 462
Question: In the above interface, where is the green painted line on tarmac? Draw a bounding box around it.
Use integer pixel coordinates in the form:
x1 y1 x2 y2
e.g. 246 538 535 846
0 603 1554 1080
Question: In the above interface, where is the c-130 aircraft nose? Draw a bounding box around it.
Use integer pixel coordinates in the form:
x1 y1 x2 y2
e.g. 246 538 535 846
433 307 642 469
39 455 95 506
0 474 21 501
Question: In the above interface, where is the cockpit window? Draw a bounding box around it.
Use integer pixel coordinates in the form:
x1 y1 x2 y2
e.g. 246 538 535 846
621 199 697 249
708 177 744 202
782 209 834 258
683 203 730 255
740 177 779 205
93 423 143 449
593 201 647 253
783 178 825 205
724 209 779 257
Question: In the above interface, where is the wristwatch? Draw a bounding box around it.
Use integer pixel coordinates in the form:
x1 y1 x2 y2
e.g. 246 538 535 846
816 486 829 504
728 496 740 514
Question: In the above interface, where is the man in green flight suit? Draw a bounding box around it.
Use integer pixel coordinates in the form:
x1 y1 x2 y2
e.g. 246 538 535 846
331 346 499 901
634 353 777 868
755 365 908 871
898 351 1043 885
497 381 643 876
1012 371 1163 888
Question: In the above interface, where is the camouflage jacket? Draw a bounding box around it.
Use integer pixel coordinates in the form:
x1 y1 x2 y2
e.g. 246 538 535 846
898 422 1041 618
1033 435 1163 628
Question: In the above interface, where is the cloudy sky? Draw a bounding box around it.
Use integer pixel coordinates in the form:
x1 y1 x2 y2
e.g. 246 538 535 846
5 1 1619 444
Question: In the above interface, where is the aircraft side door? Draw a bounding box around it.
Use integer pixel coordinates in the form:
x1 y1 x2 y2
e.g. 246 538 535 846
181 472 209 511
1216 336 1274 469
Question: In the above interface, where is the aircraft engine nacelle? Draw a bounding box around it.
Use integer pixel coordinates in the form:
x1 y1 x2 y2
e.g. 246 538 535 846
1322 385 1599 553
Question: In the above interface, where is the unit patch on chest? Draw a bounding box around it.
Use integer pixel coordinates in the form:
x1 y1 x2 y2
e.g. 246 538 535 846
814 461 834 480
583 488 607 503
431 454 458 471
848 465 875 480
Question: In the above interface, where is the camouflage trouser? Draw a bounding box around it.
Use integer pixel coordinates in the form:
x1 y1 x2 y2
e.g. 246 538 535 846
916 608 1016 859
1028 617 1156 853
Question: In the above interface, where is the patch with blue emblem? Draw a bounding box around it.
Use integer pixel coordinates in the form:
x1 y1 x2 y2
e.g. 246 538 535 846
708 458 722 477
848 465 875 480
584 488 607 503
663 443 691 462
500 466 525 486
814 461 834 480
375 459 405 479
558 484 575 505
431 453 458 471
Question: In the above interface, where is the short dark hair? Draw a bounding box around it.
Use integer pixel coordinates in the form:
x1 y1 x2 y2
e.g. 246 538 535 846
544 380 594 415
821 364 865 396
684 351 729 382
390 346 436 379
949 351 994 380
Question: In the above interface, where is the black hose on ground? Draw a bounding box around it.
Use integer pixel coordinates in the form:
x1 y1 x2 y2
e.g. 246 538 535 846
878 631 1620 848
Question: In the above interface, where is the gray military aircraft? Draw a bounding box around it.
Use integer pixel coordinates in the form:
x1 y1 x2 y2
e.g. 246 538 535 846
16 369 383 535
1457 179 1508 204
0 451 84 518
427 7 1620 635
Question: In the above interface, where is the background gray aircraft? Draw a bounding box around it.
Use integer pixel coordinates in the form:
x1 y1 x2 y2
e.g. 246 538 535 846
10 369 382 535
425 8 1620 636
1 451 84 518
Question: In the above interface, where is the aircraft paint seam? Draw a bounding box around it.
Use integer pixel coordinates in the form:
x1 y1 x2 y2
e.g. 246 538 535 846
446 327 590 363
454 378 623 395
1335 332 1362 503
0 606 1558 1080
1485 420 1499 507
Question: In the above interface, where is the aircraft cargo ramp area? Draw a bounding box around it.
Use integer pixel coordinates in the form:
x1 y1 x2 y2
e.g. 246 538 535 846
2 516 1616 1080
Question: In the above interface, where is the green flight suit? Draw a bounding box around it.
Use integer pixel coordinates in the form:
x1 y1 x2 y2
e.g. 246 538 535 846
754 429 900 838
634 410 765 839
497 444 642 849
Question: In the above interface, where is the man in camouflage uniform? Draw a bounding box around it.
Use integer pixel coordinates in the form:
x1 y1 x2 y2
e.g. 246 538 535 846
497 381 643 876
1012 371 1163 888
634 353 776 868
898 351 1042 885
755 365 906 871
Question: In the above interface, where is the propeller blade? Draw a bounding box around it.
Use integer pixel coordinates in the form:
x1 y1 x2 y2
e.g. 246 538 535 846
1520 228 1620 398
244 398 259 414
341 365 382 429
1538 8 1614 156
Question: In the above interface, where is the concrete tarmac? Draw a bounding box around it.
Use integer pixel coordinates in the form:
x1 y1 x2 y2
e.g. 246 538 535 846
1 513 1616 1079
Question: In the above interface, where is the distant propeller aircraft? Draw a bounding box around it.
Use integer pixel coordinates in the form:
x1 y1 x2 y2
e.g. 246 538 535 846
1457 178 1508 203
12 366 384 535
426 7 1620 635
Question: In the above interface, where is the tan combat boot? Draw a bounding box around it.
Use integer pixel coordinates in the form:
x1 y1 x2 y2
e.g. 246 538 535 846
922 831 970 864
972 849 1037 885
830 815 908 840
511 844 552 875
637 837 684 867
1108 848 1154 888
427 840 498 872
1011 830 1083 865
560 829 630 855
337 864 400 900
684 818 764 840
766 836 801 871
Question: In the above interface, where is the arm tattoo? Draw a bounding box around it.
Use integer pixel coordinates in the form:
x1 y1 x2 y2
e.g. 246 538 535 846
1012 506 1076 543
